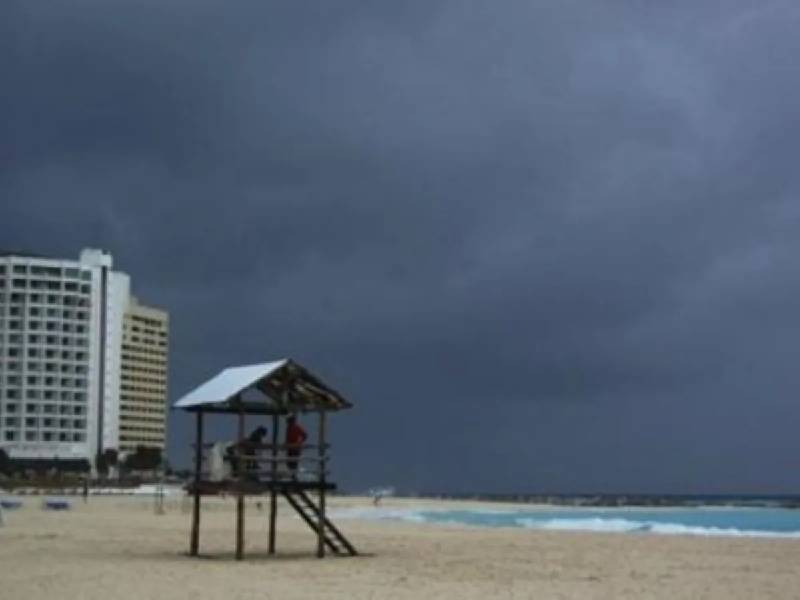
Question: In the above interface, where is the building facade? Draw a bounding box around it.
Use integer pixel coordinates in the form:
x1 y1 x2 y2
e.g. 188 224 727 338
119 298 168 454
0 249 168 471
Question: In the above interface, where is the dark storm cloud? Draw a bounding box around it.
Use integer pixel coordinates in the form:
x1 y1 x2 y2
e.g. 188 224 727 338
3 1 800 493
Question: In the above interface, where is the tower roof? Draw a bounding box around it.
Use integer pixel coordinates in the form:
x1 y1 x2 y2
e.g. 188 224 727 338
173 358 352 414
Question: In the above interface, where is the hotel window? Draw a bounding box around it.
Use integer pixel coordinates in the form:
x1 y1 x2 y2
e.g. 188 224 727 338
13 265 26 274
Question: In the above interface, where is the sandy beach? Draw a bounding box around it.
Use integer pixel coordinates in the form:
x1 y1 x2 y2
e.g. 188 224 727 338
2 495 800 600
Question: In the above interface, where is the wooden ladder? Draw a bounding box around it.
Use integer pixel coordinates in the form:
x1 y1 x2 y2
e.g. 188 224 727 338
282 489 358 556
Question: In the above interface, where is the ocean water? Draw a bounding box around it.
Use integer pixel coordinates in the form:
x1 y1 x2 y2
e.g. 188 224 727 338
331 506 800 538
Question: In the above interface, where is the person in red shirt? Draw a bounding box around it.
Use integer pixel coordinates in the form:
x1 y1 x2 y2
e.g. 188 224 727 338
285 414 307 477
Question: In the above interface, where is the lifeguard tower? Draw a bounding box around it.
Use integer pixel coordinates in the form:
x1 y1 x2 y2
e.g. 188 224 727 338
174 358 357 560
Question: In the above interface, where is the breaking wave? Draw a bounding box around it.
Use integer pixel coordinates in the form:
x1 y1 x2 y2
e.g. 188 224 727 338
330 507 800 538
515 517 800 538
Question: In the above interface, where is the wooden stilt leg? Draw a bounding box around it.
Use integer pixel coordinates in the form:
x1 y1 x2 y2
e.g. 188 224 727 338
269 414 278 554
190 411 203 556
317 411 327 558
236 495 244 560
236 407 245 560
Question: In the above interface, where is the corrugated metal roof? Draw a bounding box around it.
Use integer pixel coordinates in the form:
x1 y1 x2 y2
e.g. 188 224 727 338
173 358 352 414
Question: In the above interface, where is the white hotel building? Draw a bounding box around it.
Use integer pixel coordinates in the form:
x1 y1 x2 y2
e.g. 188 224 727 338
0 249 168 471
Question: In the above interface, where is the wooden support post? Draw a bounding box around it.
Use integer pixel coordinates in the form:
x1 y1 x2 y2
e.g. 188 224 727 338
317 410 327 558
268 413 279 554
235 407 245 560
190 411 203 556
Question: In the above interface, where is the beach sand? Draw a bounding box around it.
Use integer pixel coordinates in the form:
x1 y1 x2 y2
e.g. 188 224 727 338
2 495 799 599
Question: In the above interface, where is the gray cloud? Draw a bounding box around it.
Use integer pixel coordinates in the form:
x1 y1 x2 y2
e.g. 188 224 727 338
2 1 799 493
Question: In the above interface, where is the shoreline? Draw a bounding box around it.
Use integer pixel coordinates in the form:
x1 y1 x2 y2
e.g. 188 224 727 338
3 496 800 599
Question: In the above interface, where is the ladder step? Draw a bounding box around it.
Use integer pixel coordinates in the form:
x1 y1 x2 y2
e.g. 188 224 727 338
295 490 358 556
282 491 342 554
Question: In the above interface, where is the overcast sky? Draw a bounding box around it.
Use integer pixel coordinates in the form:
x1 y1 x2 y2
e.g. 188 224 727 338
3 1 800 494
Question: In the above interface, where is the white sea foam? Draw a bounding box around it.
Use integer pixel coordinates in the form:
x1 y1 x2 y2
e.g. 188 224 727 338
516 517 800 538
331 506 800 538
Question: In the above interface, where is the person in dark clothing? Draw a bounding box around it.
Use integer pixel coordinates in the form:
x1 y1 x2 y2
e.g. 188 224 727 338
247 426 268 445
285 415 307 476
228 425 268 478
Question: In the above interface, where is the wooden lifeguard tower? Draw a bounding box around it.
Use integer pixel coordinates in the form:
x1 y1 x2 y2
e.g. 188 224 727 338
173 358 357 560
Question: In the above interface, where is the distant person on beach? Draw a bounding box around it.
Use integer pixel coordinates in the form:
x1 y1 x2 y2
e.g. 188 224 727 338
285 415 307 477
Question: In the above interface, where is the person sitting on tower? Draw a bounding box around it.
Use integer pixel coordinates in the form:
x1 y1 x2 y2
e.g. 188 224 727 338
227 425 267 479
